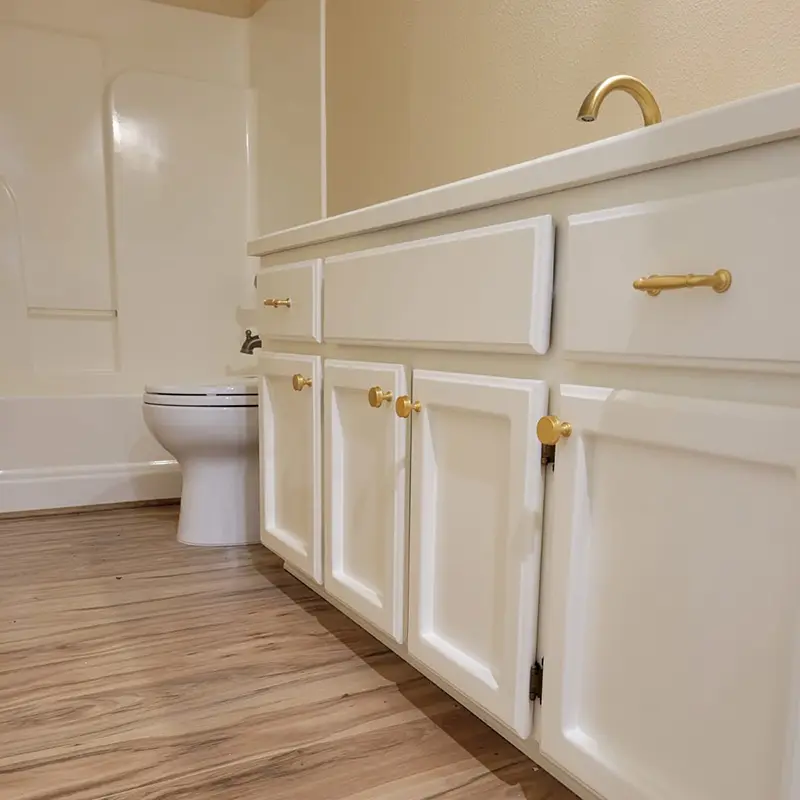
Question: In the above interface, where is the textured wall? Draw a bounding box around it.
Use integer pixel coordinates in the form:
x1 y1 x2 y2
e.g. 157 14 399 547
327 0 800 214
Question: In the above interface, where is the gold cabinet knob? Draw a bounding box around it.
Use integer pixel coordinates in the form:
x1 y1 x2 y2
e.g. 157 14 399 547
292 374 312 391
395 395 421 418
536 415 572 446
264 297 292 308
368 386 393 408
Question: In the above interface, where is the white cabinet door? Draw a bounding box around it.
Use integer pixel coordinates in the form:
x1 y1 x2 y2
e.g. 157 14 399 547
407 370 548 738
324 360 409 642
540 384 800 800
258 352 322 583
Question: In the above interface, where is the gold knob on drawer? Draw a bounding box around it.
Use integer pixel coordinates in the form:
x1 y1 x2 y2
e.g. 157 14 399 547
536 415 572 446
368 386 393 408
264 297 292 308
632 269 732 296
292 374 312 391
395 395 421 418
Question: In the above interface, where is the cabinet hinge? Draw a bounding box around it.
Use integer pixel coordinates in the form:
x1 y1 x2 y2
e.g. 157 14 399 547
529 660 544 702
541 443 556 470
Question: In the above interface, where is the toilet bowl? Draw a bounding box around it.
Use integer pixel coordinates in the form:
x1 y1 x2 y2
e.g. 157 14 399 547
143 379 260 546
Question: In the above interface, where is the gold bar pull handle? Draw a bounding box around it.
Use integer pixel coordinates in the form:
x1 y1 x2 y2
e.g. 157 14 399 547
263 297 292 308
633 269 731 296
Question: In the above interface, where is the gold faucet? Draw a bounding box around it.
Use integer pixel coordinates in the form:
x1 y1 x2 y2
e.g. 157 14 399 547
577 74 662 127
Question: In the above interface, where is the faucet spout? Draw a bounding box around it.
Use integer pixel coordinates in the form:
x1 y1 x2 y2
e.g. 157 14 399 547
577 74 662 127
240 329 262 354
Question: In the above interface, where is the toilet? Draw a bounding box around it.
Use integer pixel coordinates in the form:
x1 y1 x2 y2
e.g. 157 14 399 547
142 379 260 546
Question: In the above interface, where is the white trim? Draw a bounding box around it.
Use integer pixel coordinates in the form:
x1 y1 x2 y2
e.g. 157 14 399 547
0 461 181 514
248 82 800 256
319 0 327 220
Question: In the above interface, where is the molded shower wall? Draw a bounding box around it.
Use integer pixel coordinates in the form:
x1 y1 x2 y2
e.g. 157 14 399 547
0 0 253 513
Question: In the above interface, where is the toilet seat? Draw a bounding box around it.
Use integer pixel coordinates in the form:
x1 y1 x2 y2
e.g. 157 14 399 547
144 379 258 407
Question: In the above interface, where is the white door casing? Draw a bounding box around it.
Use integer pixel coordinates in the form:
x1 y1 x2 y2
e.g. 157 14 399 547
324 359 409 642
539 384 800 800
258 352 322 583
407 369 549 738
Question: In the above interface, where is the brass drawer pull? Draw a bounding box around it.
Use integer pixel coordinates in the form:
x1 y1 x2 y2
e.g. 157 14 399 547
536 415 572 445
395 395 421 418
368 386 393 408
264 297 292 308
633 269 731 296
292 374 312 391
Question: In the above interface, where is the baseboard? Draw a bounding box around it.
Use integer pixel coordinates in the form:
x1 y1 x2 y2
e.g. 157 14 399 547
0 498 180 520
0 461 182 515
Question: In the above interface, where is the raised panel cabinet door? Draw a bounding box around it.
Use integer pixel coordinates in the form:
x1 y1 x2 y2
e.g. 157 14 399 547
407 370 548 738
258 352 322 583
539 384 800 800
324 360 409 642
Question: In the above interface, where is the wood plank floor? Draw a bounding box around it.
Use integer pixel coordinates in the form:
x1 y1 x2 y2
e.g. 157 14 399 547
0 505 577 799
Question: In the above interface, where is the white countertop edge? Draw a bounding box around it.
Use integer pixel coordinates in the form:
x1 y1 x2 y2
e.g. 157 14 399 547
248 83 800 257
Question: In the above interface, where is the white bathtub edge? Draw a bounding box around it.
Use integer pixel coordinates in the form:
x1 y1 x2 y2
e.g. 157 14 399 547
0 460 182 514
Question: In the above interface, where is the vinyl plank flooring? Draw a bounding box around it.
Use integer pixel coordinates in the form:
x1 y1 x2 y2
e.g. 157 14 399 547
0 506 577 799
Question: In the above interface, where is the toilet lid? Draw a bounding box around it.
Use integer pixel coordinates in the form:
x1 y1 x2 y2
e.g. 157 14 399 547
145 378 258 396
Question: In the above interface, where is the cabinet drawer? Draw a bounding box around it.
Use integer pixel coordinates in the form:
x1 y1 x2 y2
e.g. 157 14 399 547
256 260 321 343
324 217 554 354
562 176 800 370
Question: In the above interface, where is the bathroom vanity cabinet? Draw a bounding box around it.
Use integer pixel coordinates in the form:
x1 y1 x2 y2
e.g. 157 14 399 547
244 85 800 800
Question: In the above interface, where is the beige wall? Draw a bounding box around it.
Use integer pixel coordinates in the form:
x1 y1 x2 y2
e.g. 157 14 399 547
250 0 325 234
147 0 266 17
327 0 800 215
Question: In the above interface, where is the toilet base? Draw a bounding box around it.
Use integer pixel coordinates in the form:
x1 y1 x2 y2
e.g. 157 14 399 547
177 456 260 547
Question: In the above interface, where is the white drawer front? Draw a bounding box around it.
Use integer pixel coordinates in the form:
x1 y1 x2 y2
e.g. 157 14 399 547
562 176 800 370
256 259 321 343
324 217 554 354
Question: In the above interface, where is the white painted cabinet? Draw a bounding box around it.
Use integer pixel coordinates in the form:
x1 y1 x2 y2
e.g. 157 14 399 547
249 85 800 800
406 370 549 738
539 384 800 800
324 360 409 643
258 352 322 583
